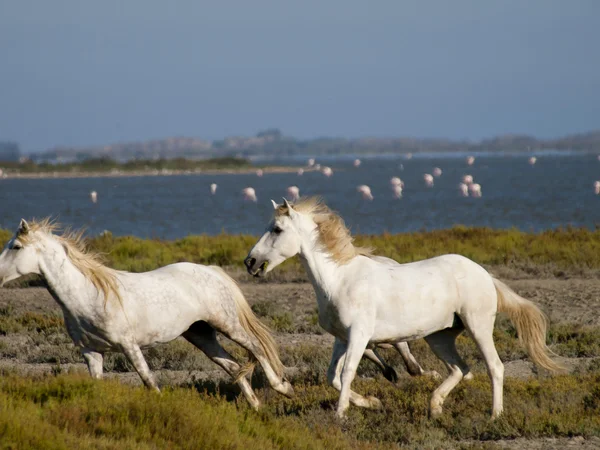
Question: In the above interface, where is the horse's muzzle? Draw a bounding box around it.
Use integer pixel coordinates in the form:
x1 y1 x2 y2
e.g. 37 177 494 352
244 257 267 277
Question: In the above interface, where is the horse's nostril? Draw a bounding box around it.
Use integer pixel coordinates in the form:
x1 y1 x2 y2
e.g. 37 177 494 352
244 257 256 269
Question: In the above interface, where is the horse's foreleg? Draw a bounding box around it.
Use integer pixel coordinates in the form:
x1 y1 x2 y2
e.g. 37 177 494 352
121 343 159 392
336 331 381 419
82 348 103 379
363 348 399 382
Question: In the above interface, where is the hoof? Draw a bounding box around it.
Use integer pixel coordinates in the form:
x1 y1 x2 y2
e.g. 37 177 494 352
490 410 503 421
383 366 399 383
249 399 261 411
463 372 474 381
335 409 348 421
425 370 442 380
282 381 295 398
429 406 443 419
368 396 383 410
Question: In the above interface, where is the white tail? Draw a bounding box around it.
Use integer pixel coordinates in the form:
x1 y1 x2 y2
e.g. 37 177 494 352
211 267 284 378
493 278 564 373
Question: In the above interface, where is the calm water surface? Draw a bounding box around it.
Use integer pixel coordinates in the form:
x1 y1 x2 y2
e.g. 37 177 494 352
1 153 598 239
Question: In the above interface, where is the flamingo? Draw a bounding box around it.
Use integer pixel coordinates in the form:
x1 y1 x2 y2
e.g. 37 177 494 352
357 185 374 201
432 167 442 177
89 191 98 204
462 175 474 185
594 181 600 195
390 177 404 188
242 187 257 202
458 183 469 197
469 183 482 197
308 158 315 167
529 157 537 165
353 159 361 168
423 173 434 187
297 168 304 176
322 166 333 177
210 183 217 195
405 153 413 160
256 169 264 177
392 185 403 199
286 186 300 201
466 156 475 166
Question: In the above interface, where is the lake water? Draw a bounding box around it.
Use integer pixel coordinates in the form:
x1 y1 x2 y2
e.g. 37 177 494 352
1 153 599 239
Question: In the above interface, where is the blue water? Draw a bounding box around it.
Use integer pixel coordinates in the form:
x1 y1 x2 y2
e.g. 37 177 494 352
0 153 598 239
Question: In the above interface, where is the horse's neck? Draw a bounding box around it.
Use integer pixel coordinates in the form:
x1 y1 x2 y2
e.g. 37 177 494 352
38 249 104 317
299 240 346 303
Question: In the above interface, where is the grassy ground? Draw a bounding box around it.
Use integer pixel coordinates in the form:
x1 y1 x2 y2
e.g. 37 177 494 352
1 230 600 448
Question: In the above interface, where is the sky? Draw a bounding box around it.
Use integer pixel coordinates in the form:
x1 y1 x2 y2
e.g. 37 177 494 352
1 1 599 152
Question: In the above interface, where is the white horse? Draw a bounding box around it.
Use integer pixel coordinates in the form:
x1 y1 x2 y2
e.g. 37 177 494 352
0 219 293 409
244 197 562 419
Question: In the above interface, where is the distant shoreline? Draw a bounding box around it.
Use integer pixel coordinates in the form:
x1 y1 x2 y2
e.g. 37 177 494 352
0 166 308 180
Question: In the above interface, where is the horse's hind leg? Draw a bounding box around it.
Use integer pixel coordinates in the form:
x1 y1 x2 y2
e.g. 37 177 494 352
393 342 442 379
121 343 160 391
462 313 504 419
424 328 470 418
219 325 293 398
183 321 260 410
363 348 399 382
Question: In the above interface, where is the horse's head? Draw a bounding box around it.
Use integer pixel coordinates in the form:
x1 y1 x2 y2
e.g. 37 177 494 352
244 198 314 277
0 219 45 286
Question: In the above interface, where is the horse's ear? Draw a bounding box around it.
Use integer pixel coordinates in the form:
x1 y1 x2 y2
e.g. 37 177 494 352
270 199 279 210
282 198 298 218
18 219 30 235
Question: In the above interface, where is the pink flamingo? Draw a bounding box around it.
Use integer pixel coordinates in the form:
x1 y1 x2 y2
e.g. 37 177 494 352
353 159 361 168
390 177 404 188
423 173 434 187
462 174 474 185
242 187 257 202
392 185 403 199
357 185 374 201
466 156 475 166
210 183 217 195
286 186 300 201
458 183 469 197
89 191 98 204
432 167 442 177
256 169 264 177
594 181 600 195
469 183 482 197
308 158 315 167
528 157 537 165
322 166 333 177
297 168 304 176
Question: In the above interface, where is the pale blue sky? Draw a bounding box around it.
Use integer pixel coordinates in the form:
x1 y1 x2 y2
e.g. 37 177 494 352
1 1 599 152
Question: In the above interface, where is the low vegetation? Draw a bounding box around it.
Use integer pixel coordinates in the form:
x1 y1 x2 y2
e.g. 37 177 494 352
2 226 599 280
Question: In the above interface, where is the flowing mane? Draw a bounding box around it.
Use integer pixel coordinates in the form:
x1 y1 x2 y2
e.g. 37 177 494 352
19 218 122 306
276 197 373 264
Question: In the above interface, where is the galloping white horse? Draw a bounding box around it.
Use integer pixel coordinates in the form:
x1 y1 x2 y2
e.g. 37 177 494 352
0 219 293 409
244 197 562 419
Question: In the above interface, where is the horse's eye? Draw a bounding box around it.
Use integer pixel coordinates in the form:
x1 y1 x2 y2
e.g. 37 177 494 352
273 226 283 235
12 244 22 250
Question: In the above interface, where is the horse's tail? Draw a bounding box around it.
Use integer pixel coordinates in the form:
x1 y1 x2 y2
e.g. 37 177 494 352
210 267 284 379
493 278 564 373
